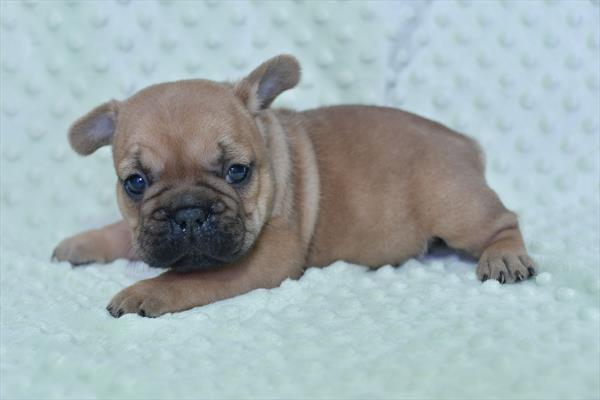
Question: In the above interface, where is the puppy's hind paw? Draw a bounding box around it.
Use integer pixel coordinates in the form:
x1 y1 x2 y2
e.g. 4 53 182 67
477 253 536 284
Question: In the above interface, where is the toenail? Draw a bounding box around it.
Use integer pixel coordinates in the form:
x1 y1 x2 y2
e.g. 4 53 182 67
528 267 536 277
515 271 523 281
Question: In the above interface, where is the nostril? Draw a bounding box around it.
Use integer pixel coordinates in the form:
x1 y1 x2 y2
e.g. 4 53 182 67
171 207 206 233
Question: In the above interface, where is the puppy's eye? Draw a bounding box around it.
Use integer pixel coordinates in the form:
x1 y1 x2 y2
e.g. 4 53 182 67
226 164 250 184
124 174 147 198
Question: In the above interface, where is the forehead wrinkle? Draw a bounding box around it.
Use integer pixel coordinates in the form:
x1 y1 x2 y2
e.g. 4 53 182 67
177 105 240 169
179 132 222 174
118 143 166 180
117 144 144 174
117 157 139 176
219 137 252 163
139 144 167 177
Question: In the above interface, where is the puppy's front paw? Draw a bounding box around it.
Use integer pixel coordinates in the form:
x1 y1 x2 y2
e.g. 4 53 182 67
52 233 107 266
107 281 174 318
477 253 536 284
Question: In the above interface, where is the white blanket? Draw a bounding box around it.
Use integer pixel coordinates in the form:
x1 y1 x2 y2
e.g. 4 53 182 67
1 1 598 398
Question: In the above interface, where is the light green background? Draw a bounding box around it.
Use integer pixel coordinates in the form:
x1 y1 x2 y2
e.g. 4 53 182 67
1 1 599 399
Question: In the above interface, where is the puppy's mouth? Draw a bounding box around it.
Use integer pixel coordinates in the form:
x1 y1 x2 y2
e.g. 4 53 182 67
136 219 247 272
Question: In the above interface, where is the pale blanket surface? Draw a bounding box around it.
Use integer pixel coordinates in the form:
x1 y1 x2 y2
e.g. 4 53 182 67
1 1 598 399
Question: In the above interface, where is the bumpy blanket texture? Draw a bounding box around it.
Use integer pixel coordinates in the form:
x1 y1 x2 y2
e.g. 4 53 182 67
1 1 598 399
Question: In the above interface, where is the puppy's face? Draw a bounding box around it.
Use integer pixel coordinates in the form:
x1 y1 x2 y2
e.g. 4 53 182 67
67 55 300 271
113 82 272 271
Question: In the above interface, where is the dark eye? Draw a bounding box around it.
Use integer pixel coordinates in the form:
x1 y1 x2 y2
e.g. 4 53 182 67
124 174 147 198
226 164 250 184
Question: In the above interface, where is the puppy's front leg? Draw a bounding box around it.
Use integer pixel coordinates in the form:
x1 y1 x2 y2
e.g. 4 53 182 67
106 223 304 318
52 220 136 266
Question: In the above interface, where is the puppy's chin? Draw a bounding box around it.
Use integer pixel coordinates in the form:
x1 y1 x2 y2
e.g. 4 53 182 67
139 246 248 273
168 253 238 273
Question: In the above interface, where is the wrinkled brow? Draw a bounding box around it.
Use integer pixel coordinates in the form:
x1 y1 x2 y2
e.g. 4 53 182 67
218 139 253 164
117 145 164 181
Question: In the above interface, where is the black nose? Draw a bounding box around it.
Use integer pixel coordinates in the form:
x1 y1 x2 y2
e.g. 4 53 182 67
171 207 206 233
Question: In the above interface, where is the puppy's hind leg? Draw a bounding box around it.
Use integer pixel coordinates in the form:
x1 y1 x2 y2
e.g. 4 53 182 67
427 179 536 284
52 220 136 266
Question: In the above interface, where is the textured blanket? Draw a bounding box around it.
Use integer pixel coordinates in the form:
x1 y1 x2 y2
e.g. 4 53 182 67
1 1 598 399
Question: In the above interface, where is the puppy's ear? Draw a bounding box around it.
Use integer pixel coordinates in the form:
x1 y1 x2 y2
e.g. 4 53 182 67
68 100 119 155
234 54 301 113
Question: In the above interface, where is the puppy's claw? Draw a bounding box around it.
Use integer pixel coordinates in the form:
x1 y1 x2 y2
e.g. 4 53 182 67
515 270 523 282
498 271 505 284
519 255 537 277
482 274 488 282
106 304 123 318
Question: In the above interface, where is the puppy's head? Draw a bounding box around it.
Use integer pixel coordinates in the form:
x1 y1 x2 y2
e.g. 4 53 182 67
68 55 300 272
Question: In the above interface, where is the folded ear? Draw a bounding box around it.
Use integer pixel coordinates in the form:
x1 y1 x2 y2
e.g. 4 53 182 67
68 100 119 155
233 54 301 113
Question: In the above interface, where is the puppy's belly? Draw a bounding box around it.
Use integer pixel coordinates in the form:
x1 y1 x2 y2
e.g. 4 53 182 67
308 232 428 268
307 202 428 268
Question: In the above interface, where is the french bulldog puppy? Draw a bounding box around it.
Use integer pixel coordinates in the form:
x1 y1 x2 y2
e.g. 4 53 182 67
53 54 536 318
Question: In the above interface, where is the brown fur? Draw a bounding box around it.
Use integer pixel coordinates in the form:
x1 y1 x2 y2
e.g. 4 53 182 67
53 55 536 318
